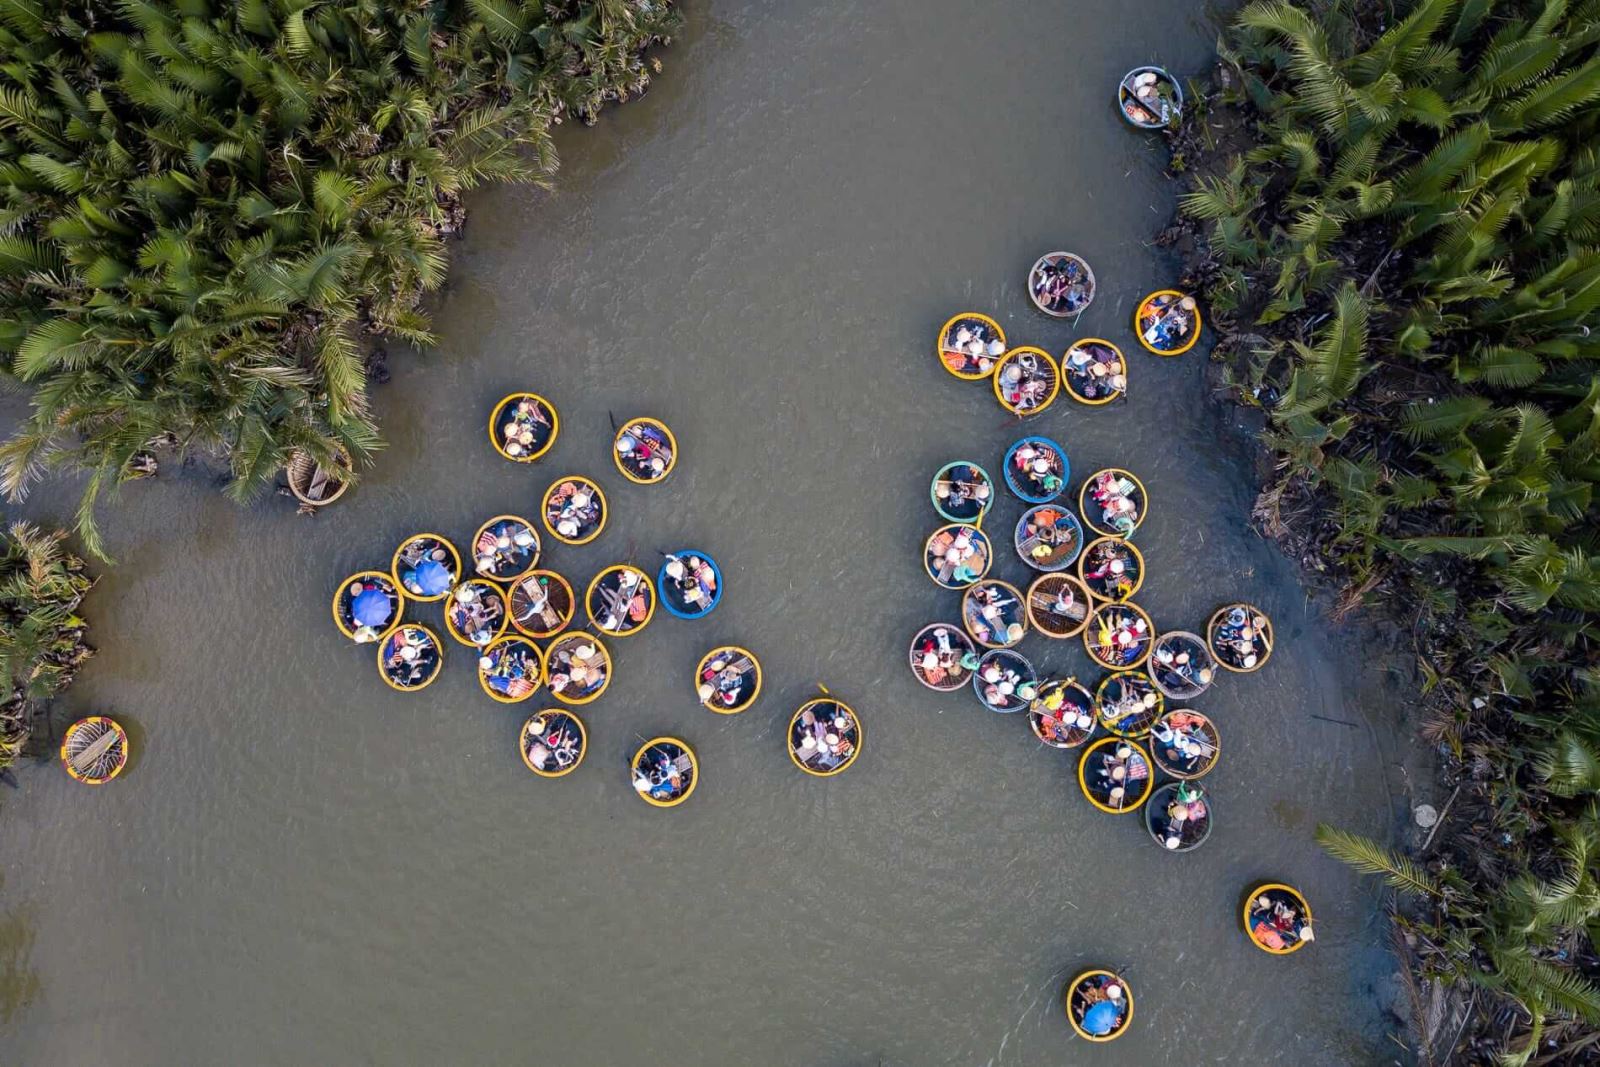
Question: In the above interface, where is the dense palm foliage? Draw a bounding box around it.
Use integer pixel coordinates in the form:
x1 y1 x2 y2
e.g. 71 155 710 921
1177 0 1600 1060
0 522 92 772
0 0 676 555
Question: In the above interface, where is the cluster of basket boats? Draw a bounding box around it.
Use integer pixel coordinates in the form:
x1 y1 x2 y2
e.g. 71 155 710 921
328 394 862 806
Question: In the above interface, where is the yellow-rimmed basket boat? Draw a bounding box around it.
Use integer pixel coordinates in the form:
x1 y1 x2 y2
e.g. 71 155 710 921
632 737 698 807
924 523 992 590
992 346 1060 416
1078 536 1145 603
521 709 586 777
542 476 607 546
392 533 462 603
1135 289 1202 356
332 571 404 643
542 632 611 705
585 564 656 638
1149 630 1218 699
909 624 978 692
1028 678 1097 749
1029 251 1096 318
286 448 351 507
1244 883 1314 954
1084 601 1155 671
1208 602 1275 672
1078 737 1154 814
1062 338 1127 406
377 624 444 692
961 579 1028 649
1095 670 1164 738
1026 573 1093 638
509 570 576 640
477 635 544 703
60 716 128 785
789 695 863 777
443 578 510 648
470 515 541 581
1065 969 1133 1042
1079 468 1147 538
1150 710 1221 780
937 312 1007 379
489 392 559 462
695 645 762 713
613 417 677 484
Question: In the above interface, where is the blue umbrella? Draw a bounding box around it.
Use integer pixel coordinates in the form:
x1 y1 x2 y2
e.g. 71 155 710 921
410 559 452 597
1083 1000 1121 1036
351 588 393 628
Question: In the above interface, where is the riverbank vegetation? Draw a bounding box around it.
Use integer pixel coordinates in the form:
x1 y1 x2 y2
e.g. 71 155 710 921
0 523 92 776
1167 0 1600 1061
0 0 676 555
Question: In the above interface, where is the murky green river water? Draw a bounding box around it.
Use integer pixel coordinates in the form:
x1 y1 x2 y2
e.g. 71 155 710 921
0 2 1413 1063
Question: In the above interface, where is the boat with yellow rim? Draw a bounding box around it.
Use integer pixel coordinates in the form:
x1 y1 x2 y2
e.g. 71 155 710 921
585 564 656 637
936 312 1007 379
521 709 586 777
489 391 559 462
909 624 979 692
286 448 351 507
1078 536 1145 602
1028 251 1096 318
378 623 444 691
332 570 404 643
632 737 698 806
1150 709 1221 779
60 716 128 785
1028 678 1097 749
470 515 540 581
1080 468 1147 538
1245 883 1314 954
1062 338 1127 405
931 461 994 523
993 346 1060 416
1084 601 1155 670
392 533 462 602
924 523 992 590
1078 736 1154 814
1148 781 1213 852
444 578 509 647
1119 65 1183 128
1149 630 1217 699
1135 289 1202 355
477 635 544 703
1026 574 1092 639
1208 602 1274 672
972 649 1039 713
1065 969 1133 1042
961 579 1028 649
542 632 611 705
695 645 762 713
542 476 607 545
789 694 863 777
613 417 677 484
509 570 576 640
1095 670 1164 737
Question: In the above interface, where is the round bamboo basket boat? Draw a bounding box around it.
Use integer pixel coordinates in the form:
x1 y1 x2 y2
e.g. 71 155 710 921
936 312 1007 379
1149 630 1218 699
961 579 1028 649
391 533 462 603
477 635 544 704
443 577 510 647
632 737 698 807
1244 883 1315 954
469 515 541 582
1119 65 1183 128
585 564 656 637
1014 504 1084 572
613 417 678 484
1028 678 1097 749
695 645 762 713
1149 710 1221 780
971 649 1038 713
1002 435 1069 503
1062 338 1127 406
992 346 1061 416
332 571 404 642
1095 670 1165 738
1079 468 1148 538
931 461 995 523
909 623 978 692
520 709 586 778
1084 601 1155 671
286 448 352 507
489 392 559 462
1028 252 1096 318
1208 602 1275 672
542 476 607 546
1026 573 1093 639
60 716 128 785
1146 782 1214 853
1135 289 1202 356
924 523 992 590
657 550 723 619
377 624 444 692
1078 536 1145 603
1065 969 1133 1042
1078 737 1154 814
509 570 576 640
788 696 863 777
542 633 611 705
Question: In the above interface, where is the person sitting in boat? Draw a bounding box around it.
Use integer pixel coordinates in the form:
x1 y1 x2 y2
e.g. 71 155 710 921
1249 892 1315 950
1049 581 1084 621
452 583 505 646
1011 442 1063 497
1140 294 1198 350
524 715 581 772
915 627 978 687
999 353 1053 411
1032 256 1092 315
1066 343 1126 401
943 321 1006 375
501 398 552 458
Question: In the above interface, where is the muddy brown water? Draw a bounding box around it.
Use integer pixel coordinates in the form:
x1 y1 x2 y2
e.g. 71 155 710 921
0 2 1413 1063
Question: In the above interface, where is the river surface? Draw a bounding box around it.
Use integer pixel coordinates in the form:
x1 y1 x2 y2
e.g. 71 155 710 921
0 2 1413 1063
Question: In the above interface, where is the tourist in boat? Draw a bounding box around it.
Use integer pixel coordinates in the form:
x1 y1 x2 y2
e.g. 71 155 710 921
1088 606 1151 668
1085 470 1141 536
342 576 398 643
1017 505 1081 569
1121 68 1180 127
1151 711 1217 776
1151 633 1215 695
1030 681 1096 747
1249 891 1315 951
397 538 456 598
1100 677 1160 734
977 653 1038 711
1080 538 1141 600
